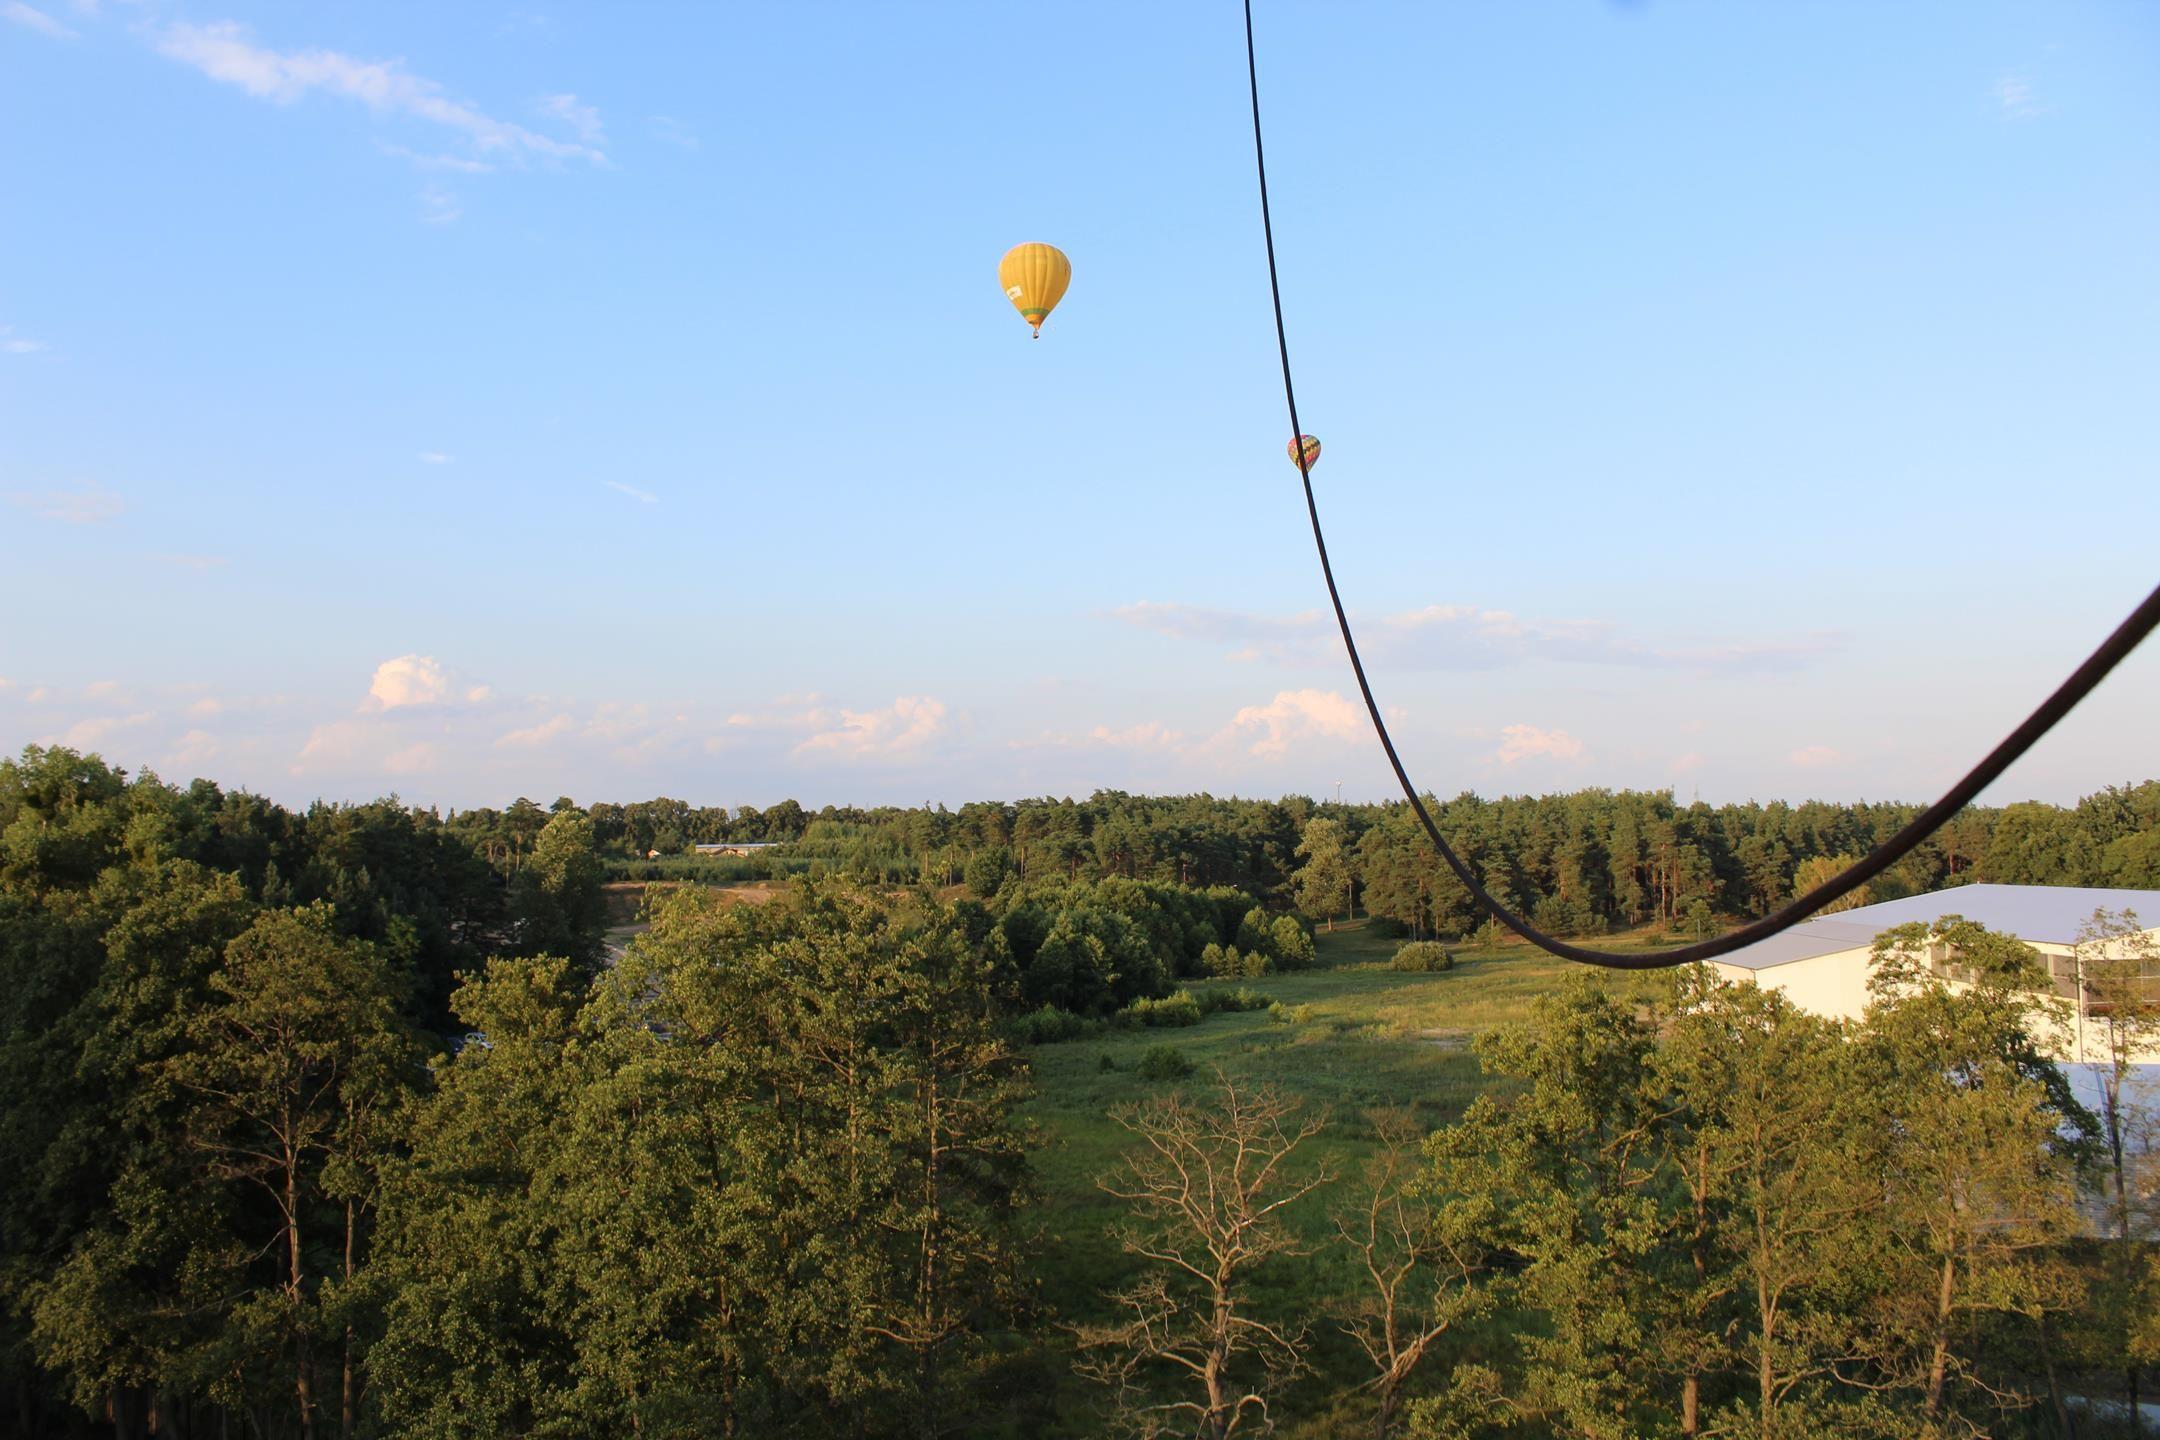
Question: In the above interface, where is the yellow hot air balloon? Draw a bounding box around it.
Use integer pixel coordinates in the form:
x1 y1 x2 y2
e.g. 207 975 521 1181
1287 435 1321 472
998 242 1071 338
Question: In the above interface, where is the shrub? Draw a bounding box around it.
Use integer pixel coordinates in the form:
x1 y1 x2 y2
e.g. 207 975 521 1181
1270 915 1317 970
1210 944 1269 980
1195 985 1273 1015
1010 1005 1098 1044
1096 1052 1116 1072
1200 941 1228 976
1531 893 1599 938
1119 991 1203 1029
1390 941 1454 973
1137 1045 1194 1081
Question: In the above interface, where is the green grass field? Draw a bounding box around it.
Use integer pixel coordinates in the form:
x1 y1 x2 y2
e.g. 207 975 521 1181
1002 919 1686 1436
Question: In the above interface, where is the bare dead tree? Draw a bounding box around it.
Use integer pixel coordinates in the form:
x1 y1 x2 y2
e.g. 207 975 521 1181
1076 1070 1332 1439
1333 1110 1489 1438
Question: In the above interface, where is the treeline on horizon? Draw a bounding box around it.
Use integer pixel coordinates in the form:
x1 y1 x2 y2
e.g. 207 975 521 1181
541 780 2160 936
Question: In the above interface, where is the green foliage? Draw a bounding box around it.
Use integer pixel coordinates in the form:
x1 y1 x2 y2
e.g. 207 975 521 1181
1389 941 1454 972
964 843 1014 898
1012 1003 1101 1045
602 850 803 883
1293 817 1357 930
373 882 1034 1437
1682 896 1716 937
1207 941 1273 979
1111 983 1274 1028
1136 1045 1195 1081
1269 913 1317 969
1194 985 1274 1015
6 741 2160 1437
1528 891 1598 937
1119 991 1204 1029
1026 904 1166 1014
508 809 607 971
578 779 2160 947
1409 936 2098 1440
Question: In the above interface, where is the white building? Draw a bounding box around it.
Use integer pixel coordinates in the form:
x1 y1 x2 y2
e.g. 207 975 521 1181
1710 883 2160 1068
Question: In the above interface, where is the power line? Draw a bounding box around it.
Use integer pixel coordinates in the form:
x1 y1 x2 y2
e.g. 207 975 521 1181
1241 0 2160 971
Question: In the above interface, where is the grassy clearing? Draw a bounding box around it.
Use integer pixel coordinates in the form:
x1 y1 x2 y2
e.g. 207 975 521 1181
1001 919 1682 1435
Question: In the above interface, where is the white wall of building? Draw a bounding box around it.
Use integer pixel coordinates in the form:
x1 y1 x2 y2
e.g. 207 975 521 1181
1712 934 2160 1067
1710 950 1873 1024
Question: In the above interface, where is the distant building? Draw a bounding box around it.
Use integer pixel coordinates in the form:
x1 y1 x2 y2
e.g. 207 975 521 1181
1712 883 2160 1068
692 841 780 858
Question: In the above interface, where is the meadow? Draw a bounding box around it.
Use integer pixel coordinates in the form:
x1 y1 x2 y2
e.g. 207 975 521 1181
1008 920 1686 1435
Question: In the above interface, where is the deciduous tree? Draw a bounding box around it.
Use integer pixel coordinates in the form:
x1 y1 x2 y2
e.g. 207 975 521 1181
1079 1072 1330 1439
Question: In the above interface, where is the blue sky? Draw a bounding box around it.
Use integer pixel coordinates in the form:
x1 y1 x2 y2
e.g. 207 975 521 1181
3 1 2155 812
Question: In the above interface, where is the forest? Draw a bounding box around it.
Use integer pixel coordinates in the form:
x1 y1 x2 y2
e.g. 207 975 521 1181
554 779 2160 925
2 743 2156 1438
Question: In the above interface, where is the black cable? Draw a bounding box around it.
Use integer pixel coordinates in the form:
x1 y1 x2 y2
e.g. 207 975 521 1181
1242 0 2160 971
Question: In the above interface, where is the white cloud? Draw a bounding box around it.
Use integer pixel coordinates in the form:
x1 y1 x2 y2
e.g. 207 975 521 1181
795 696 948 759
1493 724 1586 766
418 450 452 464
383 742 440 775
2 3 75 40
62 712 154 750
2 324 46 353
602 480 657 503
1994 75 2047 119
1015 720 1191 753
1115 600 1836 675
295 719 368 770
537 93 604 145
725 695 828 731
188 697 224 718
1221 689 1363 758
1788 744 1842 768
8 483 121 523
496 713 575 747
647 115 698 150
418 185 461 225
155 21 607 166
366 655 453 710
164 729 221 770
380 145 493 173
1089 721 1185 750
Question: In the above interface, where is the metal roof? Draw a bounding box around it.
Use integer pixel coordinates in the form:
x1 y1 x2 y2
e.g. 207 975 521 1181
1715 883 2160 972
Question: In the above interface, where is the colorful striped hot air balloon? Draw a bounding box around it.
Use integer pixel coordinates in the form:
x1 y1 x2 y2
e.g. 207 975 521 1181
998 242 1071 338
1287 435 1321 473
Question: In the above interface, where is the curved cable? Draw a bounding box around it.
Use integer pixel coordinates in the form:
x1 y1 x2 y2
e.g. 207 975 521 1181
1242 0 2160 970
